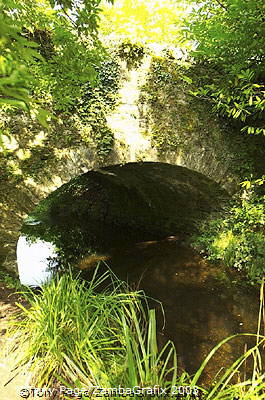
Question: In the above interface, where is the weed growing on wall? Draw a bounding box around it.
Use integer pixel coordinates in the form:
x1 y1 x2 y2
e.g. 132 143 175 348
117 41 145 69
77 58 121 158
140 57 186 152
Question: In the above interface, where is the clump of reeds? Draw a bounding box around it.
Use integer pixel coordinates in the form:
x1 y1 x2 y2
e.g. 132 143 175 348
6 270 265 400
6 268 177 391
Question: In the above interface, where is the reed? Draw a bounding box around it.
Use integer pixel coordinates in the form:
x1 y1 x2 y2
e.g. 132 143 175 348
6 270 265 399
7 268 177 391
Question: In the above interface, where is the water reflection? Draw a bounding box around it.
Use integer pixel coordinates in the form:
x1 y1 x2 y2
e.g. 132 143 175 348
104 239 260 383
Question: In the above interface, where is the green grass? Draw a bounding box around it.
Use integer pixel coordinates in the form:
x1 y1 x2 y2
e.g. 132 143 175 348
7 268 178 391
6 269 265 399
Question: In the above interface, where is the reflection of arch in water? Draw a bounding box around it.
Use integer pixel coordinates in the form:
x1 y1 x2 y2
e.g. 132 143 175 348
19 162 229 274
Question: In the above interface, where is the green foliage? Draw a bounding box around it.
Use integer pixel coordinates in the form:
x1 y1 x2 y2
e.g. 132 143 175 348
117 41 145 69
189 68 265 136
8 270 177 390
28 34 102 113
150 59 173 85
0 0 42 116
79 59 121 112
0 0 122 166
194 180 265 283
48 0 114 35
20 1 105 113
190 69 265 135
77 58 121 157
184 0 265 135
185 0 265 73
0 0 112 131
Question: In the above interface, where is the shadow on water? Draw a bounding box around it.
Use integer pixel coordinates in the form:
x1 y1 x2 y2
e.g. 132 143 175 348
85 238 261 384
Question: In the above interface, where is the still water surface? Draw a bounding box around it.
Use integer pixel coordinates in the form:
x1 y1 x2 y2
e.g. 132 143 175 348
103 238 261 384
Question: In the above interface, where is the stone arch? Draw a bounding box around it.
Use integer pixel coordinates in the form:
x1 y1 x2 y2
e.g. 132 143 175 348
20 162 229 270
2 54 264 273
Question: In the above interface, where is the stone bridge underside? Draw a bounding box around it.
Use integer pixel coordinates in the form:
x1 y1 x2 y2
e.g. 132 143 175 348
22 162 229 264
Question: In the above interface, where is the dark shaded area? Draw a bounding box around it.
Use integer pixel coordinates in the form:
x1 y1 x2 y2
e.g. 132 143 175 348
84 239 261 385
22 162 229 264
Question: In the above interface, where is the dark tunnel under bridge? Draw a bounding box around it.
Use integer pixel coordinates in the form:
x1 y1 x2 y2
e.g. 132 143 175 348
21 162 229 264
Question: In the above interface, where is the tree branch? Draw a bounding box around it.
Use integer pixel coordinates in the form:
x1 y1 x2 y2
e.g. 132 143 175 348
215 0 228 11
62 7 78 28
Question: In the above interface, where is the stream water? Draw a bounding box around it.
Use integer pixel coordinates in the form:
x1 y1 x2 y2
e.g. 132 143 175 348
93 238 261 384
